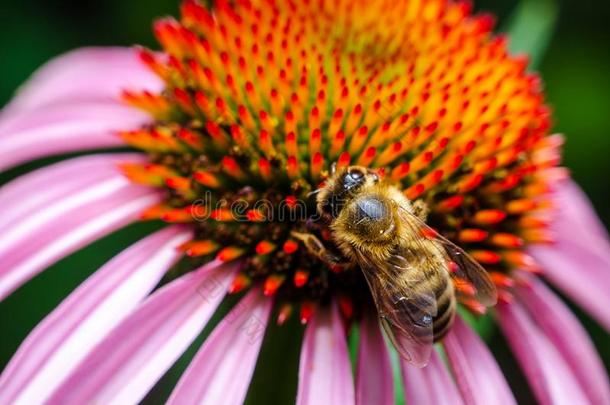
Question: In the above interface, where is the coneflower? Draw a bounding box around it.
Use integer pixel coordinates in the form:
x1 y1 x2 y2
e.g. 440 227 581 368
1 1 609 404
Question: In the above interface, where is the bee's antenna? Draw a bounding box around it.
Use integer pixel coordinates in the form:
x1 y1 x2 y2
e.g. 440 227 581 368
330 162 337 175
307 188 321 197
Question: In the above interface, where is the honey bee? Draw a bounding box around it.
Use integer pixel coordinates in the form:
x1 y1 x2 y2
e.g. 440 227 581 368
292 165 497 366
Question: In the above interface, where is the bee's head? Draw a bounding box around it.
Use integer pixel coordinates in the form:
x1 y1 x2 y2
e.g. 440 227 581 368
316 166 380 219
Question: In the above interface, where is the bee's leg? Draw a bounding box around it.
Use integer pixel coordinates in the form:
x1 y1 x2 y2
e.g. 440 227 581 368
412 199 430 222
290 231 341 266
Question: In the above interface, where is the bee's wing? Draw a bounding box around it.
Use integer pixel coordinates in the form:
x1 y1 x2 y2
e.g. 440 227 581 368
395 204 498 307
353 249 436 367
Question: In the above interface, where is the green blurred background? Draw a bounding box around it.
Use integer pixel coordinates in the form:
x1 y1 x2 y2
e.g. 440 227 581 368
0 0 608 404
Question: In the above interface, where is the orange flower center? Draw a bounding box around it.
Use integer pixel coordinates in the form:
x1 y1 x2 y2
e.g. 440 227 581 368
119 0 561 323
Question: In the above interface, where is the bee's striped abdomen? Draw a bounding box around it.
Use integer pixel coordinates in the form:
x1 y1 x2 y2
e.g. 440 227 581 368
432 272 456 342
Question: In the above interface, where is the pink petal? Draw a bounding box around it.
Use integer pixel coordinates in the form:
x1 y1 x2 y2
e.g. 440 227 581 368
0 47 162 171
168 288 272 405
0 154 160 300
297 301 355 405
0 153 144 230
401 350 464 404
533 243 610 331
48 260 238 405
0 103 149 171
0 226 190 404
0 189 158 299
553 180 609 241
530 180 610 331
356 313 394 405
550 180 610 268
516 277 610 404
444 318 516 405
0 154 142 241
1 47 161 117
496 301 589 405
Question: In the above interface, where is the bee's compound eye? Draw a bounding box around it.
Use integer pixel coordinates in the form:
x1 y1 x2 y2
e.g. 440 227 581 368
343 169 366 190
348 169 364 179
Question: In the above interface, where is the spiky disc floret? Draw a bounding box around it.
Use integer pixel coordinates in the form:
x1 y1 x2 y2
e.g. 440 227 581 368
120 0 562 322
